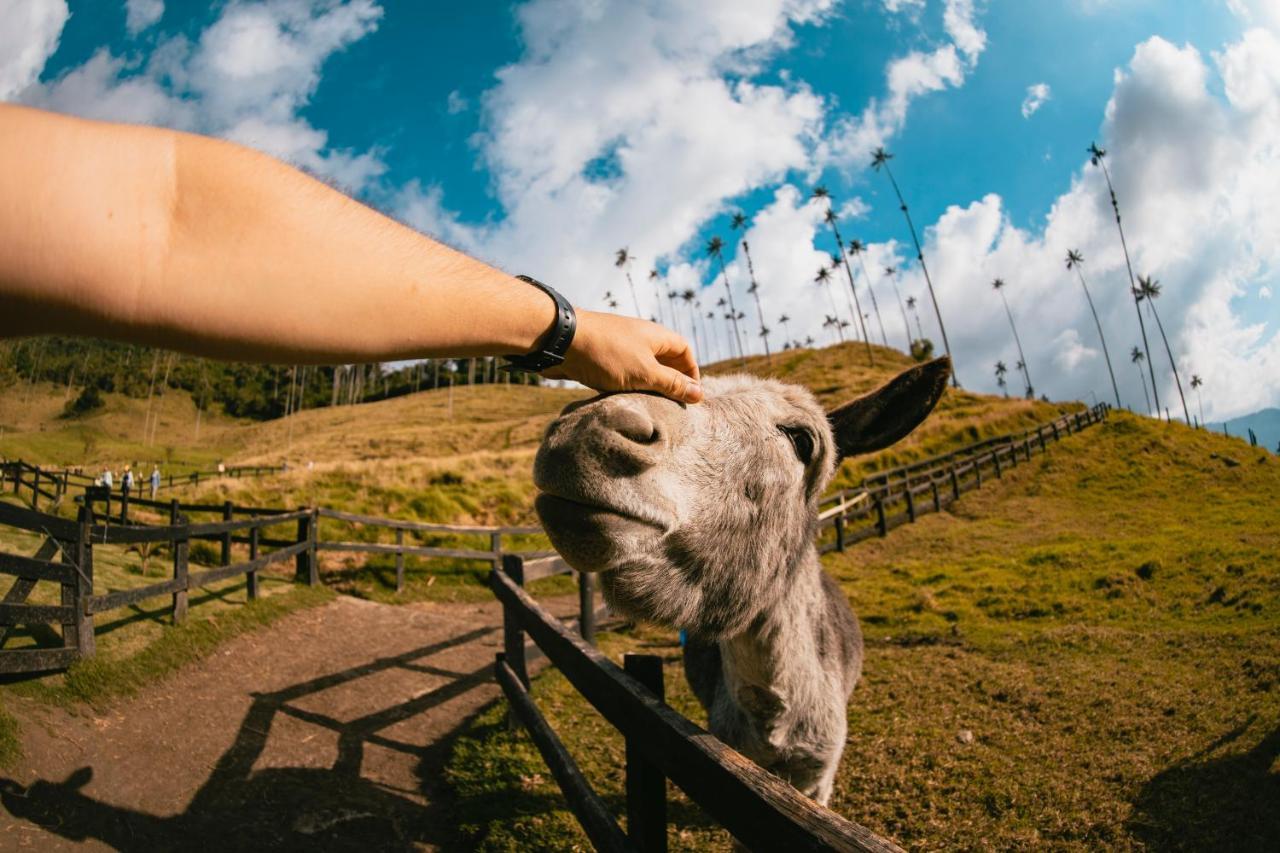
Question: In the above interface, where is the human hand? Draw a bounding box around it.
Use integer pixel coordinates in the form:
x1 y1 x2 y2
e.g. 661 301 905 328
543 310 703 403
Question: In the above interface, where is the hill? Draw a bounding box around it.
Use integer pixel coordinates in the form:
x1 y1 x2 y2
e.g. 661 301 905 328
1211 407 1280 453
446 409 1280 850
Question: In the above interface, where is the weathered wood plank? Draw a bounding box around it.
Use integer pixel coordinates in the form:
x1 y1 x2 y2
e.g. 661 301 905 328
316 542 497 561
0 550 74 583
86 579 186 614
0 647 79 674
0 502 79 538
317 507 541 535
0 602 75 625
185 540 307 588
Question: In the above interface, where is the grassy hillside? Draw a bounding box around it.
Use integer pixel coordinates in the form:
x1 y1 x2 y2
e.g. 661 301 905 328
446 412 1280 851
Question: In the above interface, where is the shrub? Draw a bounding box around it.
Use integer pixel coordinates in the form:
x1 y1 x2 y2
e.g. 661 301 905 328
62 386 104 418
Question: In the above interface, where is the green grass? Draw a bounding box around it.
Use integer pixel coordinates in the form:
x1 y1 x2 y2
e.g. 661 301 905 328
445 412 1280 851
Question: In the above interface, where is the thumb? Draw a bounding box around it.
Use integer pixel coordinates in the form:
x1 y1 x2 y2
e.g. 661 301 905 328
648 365 703 404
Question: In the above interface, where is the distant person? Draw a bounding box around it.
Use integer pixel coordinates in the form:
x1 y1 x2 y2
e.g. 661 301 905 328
0 104 701 405
217 461 226 477
150 465 161 499
101 467 113 490
121 464 134 500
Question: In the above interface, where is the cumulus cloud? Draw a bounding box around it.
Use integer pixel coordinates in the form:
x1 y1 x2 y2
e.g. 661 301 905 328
1021 82 1051 117
875 33 1280 420
399 0 832 321
125 0 165 34
445 89 468 114
0 0 68 99
7 0 385 192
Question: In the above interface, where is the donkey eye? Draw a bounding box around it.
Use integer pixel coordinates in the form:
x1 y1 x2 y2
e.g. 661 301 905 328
779 425 814 466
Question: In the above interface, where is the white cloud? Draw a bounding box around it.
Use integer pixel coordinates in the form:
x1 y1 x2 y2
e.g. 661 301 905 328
125 0 165 35
1262 285 1273 298
874 33 1280 421
0 0 68 99
445 89 468 114
9 0 385 192
1021 82 1051 118
819 0 987 167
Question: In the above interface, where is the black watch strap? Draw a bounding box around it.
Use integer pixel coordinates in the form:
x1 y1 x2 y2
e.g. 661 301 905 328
502 275 577 373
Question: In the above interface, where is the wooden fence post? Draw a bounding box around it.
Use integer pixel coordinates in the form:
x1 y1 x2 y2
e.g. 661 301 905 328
31 468 40 511
119 485 129 524
171 500 188 623
395 527 405 594
490 530 503 573
247 526 259 601
905 486 916 522
993 448 1003 478
1052 422 1060 441
834 514 845 551
624 653 668 853
931 479 941 512
295 509 317 586
950 464 960 501
502 554 529 691
220 501 233 567
579 570 597 646
874 493 886 537
975 454 983 487
65 506 95 658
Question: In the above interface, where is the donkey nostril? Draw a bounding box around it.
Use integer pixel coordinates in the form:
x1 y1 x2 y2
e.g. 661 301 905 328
606 404 661 446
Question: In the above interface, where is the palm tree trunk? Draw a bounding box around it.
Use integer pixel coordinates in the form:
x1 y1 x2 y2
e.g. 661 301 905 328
882 163 958 386
1136 364 1151 413
625 271 642 317
999 291 1033 397
853 253 891 349
824 285 845 342
1075 268 1123 410
890 273 913 351
827 219 873 365
714 254 745 360
1098 160 1160 412
651 279 666 326
741 243 770 359
1145 300 1191 424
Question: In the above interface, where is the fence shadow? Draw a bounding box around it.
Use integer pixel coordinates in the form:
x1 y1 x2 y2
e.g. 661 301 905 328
1126 715 1280 851
0 628 502 851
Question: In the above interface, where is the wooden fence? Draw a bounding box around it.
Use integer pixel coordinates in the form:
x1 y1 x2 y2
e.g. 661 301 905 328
492 554 903 852
0 459 285 512
815 403 1110 553
0 494 595 675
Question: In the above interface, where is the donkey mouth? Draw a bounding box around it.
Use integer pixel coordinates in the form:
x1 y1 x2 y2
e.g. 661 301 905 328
534 492 664 531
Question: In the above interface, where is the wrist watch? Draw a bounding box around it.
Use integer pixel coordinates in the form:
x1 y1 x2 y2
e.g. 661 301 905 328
502 275 577 373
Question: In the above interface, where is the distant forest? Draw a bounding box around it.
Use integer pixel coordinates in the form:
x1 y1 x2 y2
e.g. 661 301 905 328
0 337 538 421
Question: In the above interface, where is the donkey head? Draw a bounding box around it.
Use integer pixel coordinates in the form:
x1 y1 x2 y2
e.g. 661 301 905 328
534 358 950 638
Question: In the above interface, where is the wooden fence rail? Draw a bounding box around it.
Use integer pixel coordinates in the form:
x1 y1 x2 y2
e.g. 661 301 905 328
816 403 1110 554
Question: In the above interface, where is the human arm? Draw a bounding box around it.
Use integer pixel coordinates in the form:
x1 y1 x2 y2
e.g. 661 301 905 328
0 104 701 402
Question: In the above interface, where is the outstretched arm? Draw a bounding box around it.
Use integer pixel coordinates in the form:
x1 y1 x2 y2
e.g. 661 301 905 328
0 104 701 402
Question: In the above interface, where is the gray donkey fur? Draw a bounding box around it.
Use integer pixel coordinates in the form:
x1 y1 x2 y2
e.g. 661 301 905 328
533 358 950 805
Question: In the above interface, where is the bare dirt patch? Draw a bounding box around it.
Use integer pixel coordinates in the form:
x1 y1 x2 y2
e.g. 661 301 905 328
0 593 580 851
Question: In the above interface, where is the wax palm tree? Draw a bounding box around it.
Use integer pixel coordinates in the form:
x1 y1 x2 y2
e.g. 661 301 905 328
740 236 770 358
679 289 702 357
848 238 889 348
885 265 913 349
1190 374 1204 427
995 361 1009 398
872 146 957 385
1135 274 1191 424
778 313 792 345
706 236 745 360
1089 142 1158 412
906 295 925 341
813 187 873 364
1066 249 1122 409
646 268 667 326
614 248 642 316
822 314 840 344
705 308 723 362
814 266 844 341
993 278 1033 398
804 335 815 347
1131 346 1152 414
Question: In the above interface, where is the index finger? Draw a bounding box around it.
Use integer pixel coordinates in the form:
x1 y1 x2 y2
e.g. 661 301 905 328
653 329 700 383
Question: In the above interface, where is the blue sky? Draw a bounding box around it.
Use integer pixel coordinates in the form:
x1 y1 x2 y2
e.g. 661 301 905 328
4 0 1279 418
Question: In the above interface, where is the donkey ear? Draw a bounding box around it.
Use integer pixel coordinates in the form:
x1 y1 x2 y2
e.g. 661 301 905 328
827 357 950 459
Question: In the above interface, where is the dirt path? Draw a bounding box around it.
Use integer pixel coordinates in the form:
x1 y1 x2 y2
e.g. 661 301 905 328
0 594 581 852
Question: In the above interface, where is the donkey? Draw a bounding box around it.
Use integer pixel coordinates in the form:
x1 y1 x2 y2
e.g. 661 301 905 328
533 358 950 804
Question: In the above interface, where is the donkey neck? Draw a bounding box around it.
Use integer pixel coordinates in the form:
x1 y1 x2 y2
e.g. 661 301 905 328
717 547 827 702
